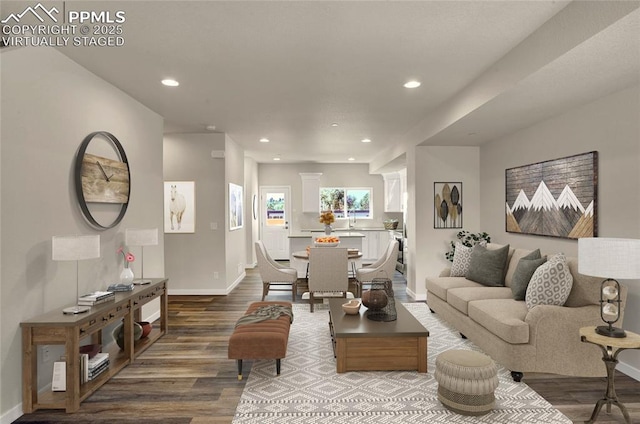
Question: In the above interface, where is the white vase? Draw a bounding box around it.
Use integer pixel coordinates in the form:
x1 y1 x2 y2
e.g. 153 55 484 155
324 224 332 235
120 267 134 284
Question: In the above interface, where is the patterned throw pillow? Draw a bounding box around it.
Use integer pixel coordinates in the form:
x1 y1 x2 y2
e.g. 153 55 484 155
450 241 486 277
525 253 573 309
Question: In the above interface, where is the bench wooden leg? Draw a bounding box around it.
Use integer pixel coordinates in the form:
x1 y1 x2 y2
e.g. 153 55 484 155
276 358 281 375
237 359 243 380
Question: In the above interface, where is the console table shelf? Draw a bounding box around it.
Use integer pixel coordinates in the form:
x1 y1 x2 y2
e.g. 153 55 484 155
21 278 168 413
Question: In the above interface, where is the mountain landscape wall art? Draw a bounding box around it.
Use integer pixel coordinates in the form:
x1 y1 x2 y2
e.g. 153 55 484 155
505 151 597 239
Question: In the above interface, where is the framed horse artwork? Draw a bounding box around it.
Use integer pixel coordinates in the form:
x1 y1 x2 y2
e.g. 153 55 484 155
164 181 195 233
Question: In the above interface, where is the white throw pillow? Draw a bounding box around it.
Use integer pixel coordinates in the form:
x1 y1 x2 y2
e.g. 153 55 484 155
450 241 486 277
525 253 573 309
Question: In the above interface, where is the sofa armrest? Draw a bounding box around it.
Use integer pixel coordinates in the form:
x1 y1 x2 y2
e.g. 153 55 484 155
525 304 605 376
439 266 452 277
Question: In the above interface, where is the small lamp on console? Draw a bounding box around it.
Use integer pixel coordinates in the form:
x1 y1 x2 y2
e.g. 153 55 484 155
52 235 101 315
578 237 640 338
125 228 158 285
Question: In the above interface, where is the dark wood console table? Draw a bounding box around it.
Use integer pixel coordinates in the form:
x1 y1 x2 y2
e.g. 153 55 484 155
21 278 168 413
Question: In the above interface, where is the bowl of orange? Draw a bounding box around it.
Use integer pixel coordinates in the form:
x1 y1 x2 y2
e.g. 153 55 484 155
314 236 340 247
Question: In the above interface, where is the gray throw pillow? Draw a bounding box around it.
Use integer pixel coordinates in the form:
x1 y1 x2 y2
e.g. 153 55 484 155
465 244 510 287
511 255 546 300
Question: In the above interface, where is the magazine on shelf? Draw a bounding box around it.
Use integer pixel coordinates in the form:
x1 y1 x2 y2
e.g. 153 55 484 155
78 291 115 305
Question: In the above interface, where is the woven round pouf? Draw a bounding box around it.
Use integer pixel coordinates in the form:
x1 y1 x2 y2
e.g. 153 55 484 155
434 349 499 416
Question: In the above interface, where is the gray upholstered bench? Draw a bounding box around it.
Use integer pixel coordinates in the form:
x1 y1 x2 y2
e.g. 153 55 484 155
434 349 499 416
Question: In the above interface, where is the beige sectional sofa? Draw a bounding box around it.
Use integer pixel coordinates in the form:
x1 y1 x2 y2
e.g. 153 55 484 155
425 243 627 381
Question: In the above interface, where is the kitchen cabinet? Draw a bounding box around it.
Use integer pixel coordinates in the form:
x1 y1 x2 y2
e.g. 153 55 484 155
300 173 322 213
383 171 405 213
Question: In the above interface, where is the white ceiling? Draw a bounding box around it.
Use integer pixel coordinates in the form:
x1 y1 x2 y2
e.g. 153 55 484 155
3 1 638 167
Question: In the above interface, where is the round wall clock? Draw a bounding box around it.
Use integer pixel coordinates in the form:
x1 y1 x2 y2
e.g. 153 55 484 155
74 131 131 230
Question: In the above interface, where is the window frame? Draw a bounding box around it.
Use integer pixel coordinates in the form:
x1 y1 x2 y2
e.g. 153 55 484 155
319 186 373 219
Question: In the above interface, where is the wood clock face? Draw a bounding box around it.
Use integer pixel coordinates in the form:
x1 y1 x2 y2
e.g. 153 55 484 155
74 131 131 230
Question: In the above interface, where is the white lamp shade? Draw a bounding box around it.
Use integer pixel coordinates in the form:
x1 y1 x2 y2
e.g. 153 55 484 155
578 237 640 279
52 235 100 261
125 228 159 246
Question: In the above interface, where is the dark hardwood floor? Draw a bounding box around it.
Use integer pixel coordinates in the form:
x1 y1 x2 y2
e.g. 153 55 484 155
14 268 639 423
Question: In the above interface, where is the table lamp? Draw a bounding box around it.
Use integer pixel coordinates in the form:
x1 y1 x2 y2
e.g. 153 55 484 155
52 235 101 315
125 228 158 285
578 237 640 338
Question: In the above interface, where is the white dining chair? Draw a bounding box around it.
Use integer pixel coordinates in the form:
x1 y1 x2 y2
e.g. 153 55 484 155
355 239 399 297
255 241 298 301
304 247 353 312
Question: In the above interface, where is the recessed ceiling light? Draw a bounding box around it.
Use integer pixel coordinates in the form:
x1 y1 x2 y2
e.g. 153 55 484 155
161 79 179 87
403 80 421 88
206 125 216 131
361 138 371 143
331 123 339 127
273 157 281 161
348 157 355 161
260 138 270 143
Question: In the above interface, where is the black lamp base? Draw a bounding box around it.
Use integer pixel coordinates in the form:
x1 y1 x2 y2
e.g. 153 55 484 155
595 325 627 338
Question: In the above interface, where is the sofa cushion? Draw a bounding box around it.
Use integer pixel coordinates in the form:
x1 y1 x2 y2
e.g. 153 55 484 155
511 255 547 301
447 286 514 315
564 258 601 307
525 253 573 309
468 299 529 344
466 244 510 287
504 248 538 287
426 276 483 301
450 241 486 277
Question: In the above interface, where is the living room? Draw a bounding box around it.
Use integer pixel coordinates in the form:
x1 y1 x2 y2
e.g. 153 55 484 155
1 1 639 423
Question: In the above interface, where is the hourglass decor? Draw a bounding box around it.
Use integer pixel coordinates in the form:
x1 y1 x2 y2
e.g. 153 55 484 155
578 237 640 338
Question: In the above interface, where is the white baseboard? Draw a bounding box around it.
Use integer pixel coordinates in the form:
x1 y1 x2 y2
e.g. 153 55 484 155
617 361 640 382
1 403 24 424
168 272 247 296
406 287 426 301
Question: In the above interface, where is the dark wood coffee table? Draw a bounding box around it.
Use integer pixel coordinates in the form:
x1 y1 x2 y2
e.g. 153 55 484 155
328 298 429 373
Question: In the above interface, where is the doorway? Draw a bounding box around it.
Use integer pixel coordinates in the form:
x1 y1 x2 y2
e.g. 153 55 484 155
259 186 291 260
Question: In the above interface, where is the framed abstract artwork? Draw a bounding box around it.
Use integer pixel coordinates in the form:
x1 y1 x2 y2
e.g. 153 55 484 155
434 182 462 229
505 151 597 239
229 183 244 231
164 181 195 233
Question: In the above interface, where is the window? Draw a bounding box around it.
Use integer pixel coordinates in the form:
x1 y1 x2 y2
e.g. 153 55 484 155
319 187 372 219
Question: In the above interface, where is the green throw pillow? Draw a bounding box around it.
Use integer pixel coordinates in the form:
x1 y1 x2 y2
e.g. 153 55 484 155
511 255 546 300
465 244 510 287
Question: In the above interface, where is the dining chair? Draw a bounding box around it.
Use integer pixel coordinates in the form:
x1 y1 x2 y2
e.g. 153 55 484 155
306 247 353 312
355 239 399 297
255 241 298 301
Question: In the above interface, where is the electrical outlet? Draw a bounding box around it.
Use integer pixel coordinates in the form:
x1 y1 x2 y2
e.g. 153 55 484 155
42 346 51 363
214 272 219 279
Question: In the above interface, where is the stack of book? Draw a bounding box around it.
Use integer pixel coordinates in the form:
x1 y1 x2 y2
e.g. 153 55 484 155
78 291 115 306
80 352 109 383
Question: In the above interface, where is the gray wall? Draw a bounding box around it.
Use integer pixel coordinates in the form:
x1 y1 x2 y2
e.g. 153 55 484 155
480 84 640 377
258 163 403 233
162 133 248 294
1 47 164 421
408 146 480 300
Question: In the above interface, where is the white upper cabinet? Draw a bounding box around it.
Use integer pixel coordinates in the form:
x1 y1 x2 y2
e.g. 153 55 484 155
300 173 322 213
383 171 405 212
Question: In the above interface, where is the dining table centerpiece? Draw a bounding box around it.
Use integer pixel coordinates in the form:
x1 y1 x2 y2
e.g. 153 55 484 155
319 210 335 235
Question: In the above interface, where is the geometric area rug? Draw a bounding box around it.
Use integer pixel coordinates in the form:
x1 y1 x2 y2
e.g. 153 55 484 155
233 303 572 424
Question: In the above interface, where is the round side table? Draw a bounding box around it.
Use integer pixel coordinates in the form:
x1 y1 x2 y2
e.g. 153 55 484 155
579 326 640 424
